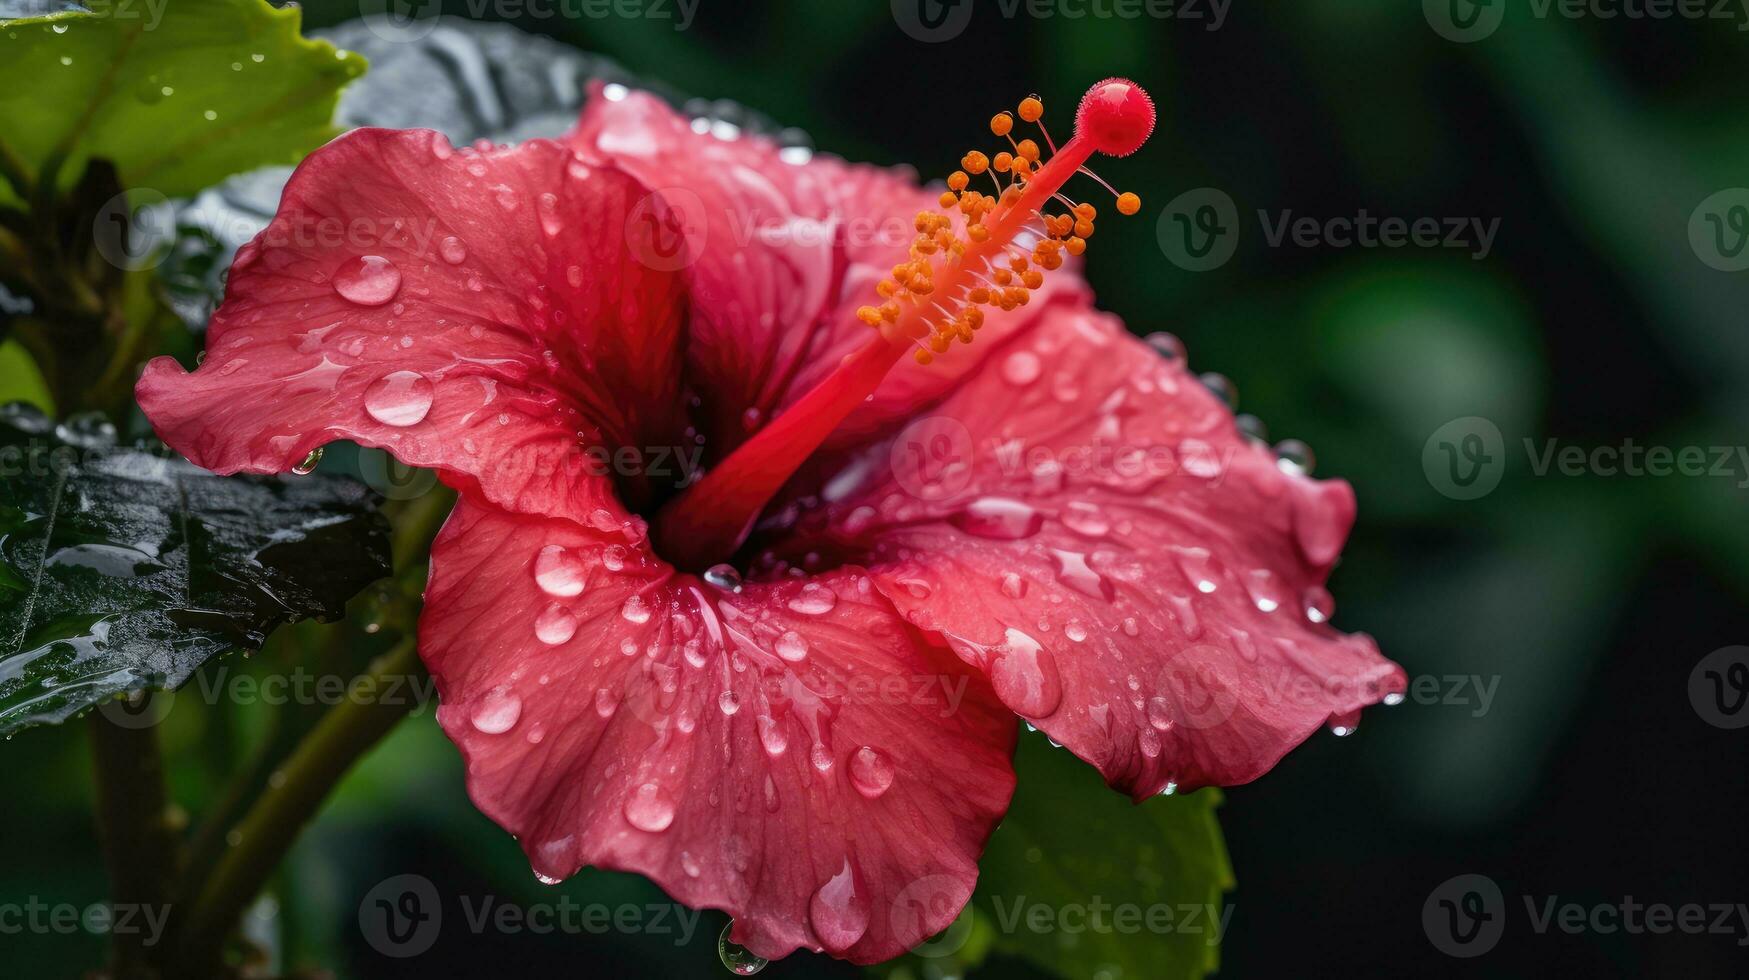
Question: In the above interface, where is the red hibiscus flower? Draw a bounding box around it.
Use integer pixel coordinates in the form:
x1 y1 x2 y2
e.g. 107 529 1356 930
135 79 1405 964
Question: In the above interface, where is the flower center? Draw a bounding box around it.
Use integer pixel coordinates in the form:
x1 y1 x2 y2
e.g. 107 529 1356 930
653 79 1155 571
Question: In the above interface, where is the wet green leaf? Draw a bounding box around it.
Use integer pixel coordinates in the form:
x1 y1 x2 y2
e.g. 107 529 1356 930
971 732 1234 980
0 0 364 207
0 402 390 735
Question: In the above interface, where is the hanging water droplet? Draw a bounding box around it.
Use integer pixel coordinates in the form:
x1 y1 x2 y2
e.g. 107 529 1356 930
363 371 434 427
1235 413 1268 444
533 544 586 597
1199 372 1238 410
1274 438 1315 476
703 564 743 592
718 921 768 976
848 746 895 799
291 446 324 475
534 603 577 645
1145 331 1185 362
332 254 401 306
1383 691 1406 706
809 859 870 953
989 628 1063 717
1303 585 1334 624
624 782 675 832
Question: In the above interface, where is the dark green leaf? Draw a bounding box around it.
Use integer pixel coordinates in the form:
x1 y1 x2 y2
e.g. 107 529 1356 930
0 403 389 734
972 733 1234 980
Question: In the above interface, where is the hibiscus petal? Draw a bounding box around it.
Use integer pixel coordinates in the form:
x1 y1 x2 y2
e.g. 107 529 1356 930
567 85 1086 450
768 300 1407 799
422 497 1017 963
137 127 688 517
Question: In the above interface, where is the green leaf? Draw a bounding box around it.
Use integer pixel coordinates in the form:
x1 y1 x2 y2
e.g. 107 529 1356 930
0 403 390 735
0 0 364 207
973 733 1233 980
0 340 53 413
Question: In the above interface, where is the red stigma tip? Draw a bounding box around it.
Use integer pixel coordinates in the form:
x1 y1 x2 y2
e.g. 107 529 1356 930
1075 78 1155 158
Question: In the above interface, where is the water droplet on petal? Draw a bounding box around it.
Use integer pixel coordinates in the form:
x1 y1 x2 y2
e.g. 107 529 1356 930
757 715 788 756
989 628 1062 717
719 921 768 976
1327 708 1361 736
439 236 467 264
1146 331 1185 362
1303 585 1334 624
534 603 577 645
332 255 401 306
533 544 586 597
1002 350 1042 386
621 595 653 624
1199 371 1237 409
363 371 434 427
1275 439 1316 476
1146 696 1175 731
848 746 894 799
703 564 743 592
787 584 836 615
624 782 675 832
718 690 741 716
1060 501 1110 537
594 687 619 718
809 742 835 773
471 691 521 734
951 497 1044 540
774 630 809 662
809 859 870 953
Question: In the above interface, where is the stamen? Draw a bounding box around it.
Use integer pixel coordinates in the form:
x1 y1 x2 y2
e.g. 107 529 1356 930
655 80 1156 569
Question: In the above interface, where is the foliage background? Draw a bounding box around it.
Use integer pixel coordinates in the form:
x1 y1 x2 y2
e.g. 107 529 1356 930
4 0 1748 977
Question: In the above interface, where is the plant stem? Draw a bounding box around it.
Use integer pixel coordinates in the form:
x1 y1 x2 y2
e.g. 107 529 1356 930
173 638 425 974
90 710 179 980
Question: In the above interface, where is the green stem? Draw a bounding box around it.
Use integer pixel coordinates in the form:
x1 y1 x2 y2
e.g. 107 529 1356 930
90 709 180 980
174 638 424 974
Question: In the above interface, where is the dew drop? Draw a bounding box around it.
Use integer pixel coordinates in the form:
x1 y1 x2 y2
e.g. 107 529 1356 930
774 630 809 663
1146 331 1185 362
718 690 741 716
624 782 675 832
1000 572 1027 599
1002 350 1042 386
1199 371 1238 410
594 687 619 718
757 715 788 756
951 497 1044 540
533 544 586 597
1060 501 1111 537
363 371 434 427
332 254 401 306
537 192 563 236
719 921 768 975
848 746 895 799
809 859 870 953
534 603 577 645
809 742 835 773
291 446 324 475
1327 709 1361 737
1303 585 1334 624
787 584 836 615
1146 696 1175 731
621 595 653 624
439 236 467 264
989 628 1063 717
1275 438 1316 476
703 564 743 592
471 691 521 734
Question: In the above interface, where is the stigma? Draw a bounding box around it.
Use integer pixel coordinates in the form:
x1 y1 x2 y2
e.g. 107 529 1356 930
855 78 1154 364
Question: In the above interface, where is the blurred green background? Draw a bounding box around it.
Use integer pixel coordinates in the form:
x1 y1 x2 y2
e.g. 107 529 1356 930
5 0 1749 977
